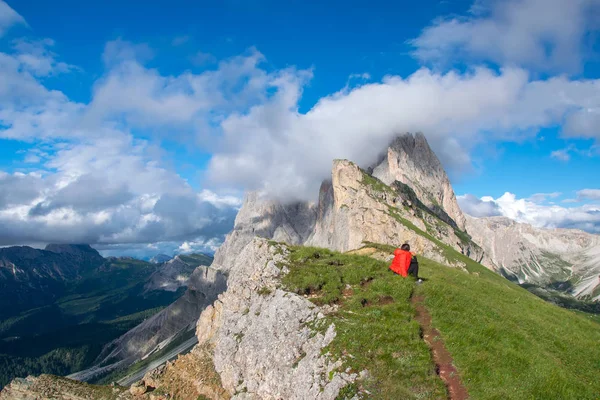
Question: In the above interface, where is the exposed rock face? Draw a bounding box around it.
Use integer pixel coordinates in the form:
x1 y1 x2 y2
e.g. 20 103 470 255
465 215 600 301
371 133 467 231
306 159 484 265
150 254 172 264
139 346 230 399
196 238 355 399
68 195 316 384
144 254 212 292
212 192 317 275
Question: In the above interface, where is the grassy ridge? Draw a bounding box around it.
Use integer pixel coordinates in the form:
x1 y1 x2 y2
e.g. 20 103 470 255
417 257 600 400
282 246 447 399
281 243 600 399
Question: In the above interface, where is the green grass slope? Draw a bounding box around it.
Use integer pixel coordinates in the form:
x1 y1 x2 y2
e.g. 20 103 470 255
417 257 600 400
282 246 447 399
280 244 600 400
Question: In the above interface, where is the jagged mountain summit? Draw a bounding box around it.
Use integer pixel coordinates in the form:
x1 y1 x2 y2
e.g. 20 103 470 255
149 254 173 264
370 132 467 231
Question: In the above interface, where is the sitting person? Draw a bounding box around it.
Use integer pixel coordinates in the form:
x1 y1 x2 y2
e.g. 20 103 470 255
389 243 422 283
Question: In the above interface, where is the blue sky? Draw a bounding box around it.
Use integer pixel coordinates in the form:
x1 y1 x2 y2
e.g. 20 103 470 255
1 0 599 256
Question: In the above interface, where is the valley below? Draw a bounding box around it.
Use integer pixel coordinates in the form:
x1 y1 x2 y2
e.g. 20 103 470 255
0 247 212 389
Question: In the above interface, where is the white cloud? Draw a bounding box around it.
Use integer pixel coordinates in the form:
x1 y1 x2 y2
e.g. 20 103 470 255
410 0 600 73
85 44 273 132
12 38 75 76
527 192 561 203
207 66 600 200
0 135 241 248
460 192 600 233
551 149 571 161
4 24 595 207
191 51 217 66
102 38 154 66
0 40 250 251
578 189 600 201
457 193 502 217
0 0 26 37
177 237 221 254
550 144 600 162
0 43 85 141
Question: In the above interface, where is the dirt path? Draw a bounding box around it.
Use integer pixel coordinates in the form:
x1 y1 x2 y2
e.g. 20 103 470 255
411 295 469 400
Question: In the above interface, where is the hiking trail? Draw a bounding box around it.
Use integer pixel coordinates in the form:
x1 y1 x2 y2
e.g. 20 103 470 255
411 294 469 400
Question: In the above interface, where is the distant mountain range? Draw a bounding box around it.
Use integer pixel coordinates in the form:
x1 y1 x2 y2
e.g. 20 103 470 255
0 244 104 319
0 244 213 389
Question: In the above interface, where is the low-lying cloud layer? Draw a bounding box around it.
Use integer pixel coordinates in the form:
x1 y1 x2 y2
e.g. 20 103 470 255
0 136 241 250
458 192 600 233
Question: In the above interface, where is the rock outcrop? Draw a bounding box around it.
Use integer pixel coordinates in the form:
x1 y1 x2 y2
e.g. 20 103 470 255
465 215 600 300
144 254 213 293
371 133 467 231
195 238 354 399
212 192 317 275
307 159 484 265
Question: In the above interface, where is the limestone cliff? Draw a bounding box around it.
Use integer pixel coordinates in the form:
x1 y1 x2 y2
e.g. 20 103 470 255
465 215 600 301
371 133 467 231
195 238 354 399
211 191 316 275
307 159 484 266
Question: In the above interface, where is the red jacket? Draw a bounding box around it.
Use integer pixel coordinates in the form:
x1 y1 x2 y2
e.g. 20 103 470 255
389 249 412 277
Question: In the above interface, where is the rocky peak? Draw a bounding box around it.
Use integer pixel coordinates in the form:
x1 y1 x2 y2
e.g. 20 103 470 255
371 132 467 231
307 159 483 264
211 192 317 274
150 254 172 264
465 214 600 300
144 253 214 293
44 243 100 257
